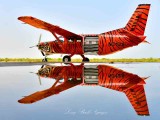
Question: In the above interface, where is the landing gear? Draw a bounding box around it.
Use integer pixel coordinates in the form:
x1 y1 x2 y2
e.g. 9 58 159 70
81 55 90 62
82 57 90 62
63 55 71 62
42 57 48 62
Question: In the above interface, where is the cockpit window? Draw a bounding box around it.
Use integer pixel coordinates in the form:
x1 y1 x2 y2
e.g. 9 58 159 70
77 40 82 42
55 39 64 42
68 39 73 42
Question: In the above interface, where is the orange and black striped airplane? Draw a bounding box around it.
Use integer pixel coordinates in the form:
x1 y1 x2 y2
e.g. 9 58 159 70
18 64 150 116
18 4 150 62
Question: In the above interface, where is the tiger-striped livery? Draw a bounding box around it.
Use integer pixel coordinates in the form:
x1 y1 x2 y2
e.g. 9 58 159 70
98 65 149 116
98 4 150 55
18 4 150 61
19 64 149 116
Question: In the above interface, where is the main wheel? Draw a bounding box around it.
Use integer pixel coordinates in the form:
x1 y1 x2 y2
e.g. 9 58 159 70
63 55 71 62
42 58 47 62
82 57 90 62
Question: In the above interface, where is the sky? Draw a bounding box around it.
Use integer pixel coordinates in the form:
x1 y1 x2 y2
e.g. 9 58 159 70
0 0 160 58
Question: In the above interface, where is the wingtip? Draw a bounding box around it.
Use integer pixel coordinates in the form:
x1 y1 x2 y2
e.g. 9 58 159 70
138 4 151 6
143 40 151 44
17 16 33 20
18 16 26 20
17 16 22 20
143 76 150 81
18 99 35 104
138 114 150 116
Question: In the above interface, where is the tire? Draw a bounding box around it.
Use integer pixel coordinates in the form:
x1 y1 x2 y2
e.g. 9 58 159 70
42 58 47 62
63 55 71 62
82 57 90 62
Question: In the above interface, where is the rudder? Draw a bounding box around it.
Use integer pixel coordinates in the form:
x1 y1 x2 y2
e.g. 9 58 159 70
125 4 151 35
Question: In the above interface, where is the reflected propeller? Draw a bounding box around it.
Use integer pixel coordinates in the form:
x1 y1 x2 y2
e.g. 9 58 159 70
29 72 42 85
38 75 42 85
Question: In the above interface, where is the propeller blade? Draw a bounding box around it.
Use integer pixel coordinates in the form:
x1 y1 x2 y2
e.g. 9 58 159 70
29 45 37 48
29 72 37 74
41 51 45 56
29 72 42 85
38 34 42 44
38 76 42 85
29 34 41 48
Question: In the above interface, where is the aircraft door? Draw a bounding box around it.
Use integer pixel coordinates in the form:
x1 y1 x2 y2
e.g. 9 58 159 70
84 36 99 54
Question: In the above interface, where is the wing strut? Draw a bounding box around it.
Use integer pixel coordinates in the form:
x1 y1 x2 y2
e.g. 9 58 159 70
52 32 62 43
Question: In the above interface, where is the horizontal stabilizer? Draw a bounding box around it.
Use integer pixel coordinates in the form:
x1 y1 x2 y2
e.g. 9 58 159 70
120 29 146 41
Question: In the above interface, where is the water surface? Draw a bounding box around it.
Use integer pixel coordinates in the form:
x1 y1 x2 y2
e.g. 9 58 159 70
0 63 159 120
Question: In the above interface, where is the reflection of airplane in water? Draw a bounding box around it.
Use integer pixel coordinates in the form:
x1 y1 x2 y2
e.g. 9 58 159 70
19 64 149 116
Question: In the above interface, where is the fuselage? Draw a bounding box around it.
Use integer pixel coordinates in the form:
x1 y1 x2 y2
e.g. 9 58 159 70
18 4 150 62
39 28 145 56
38 64 145 89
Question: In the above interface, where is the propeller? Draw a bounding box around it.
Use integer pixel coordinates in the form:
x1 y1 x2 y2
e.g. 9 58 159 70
29 72 42 85
29 34 45 57
38 34 42 44
29 34 42 48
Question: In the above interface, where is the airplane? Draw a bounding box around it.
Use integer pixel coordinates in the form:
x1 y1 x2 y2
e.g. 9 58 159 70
18 4 150 62
18 64 150 116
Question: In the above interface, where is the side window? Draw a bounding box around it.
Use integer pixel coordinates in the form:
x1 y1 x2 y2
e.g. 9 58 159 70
77 40 82 42
68 39 73 42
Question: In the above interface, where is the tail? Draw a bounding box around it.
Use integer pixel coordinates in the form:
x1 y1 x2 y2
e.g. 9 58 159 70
125 4 151 35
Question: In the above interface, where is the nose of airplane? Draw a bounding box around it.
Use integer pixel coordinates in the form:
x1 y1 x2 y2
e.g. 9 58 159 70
38 67 52 77
38 43 44 49
37 42 51 53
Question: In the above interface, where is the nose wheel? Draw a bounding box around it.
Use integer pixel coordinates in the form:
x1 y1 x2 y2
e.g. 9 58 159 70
42 57 48 62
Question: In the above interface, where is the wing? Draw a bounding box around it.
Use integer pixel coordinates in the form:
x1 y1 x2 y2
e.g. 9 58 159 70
18 79 82 104
18 16 82 40
124 85 149 116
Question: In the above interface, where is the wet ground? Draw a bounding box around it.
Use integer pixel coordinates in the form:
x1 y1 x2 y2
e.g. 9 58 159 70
0 63 159 120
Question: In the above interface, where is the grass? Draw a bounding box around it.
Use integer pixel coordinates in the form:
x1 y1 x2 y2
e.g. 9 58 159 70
0 58 61 62
1 58 160 63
